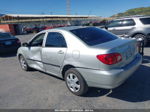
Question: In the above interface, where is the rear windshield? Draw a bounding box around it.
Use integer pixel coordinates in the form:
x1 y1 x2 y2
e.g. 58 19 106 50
70 27 118 46
0 33 12 38
140 18 150 25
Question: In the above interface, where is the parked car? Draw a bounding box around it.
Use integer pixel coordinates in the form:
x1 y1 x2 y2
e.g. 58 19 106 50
105 15 150 46
23 27 33 33
17 26 142 96
24 26 40 34
92 20 108 28
0 32 21 54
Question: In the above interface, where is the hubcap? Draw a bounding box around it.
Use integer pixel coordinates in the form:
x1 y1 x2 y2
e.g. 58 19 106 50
20 57 27 69
66 73 80 92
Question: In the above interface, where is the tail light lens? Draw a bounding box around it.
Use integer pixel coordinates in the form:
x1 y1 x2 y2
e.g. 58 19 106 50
97 53 122 65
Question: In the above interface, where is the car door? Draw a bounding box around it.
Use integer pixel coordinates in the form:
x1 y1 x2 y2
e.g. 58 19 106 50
118 19 136 36
27 33 46 71
42 32 67 76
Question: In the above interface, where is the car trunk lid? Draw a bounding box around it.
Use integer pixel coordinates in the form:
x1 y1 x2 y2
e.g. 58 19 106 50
92 38 138 69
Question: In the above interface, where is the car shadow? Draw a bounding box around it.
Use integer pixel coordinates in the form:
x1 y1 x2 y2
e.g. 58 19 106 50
38 71 64 81
84 88 111 97
0 53 17 58
145 44 150 48
85 65 150 102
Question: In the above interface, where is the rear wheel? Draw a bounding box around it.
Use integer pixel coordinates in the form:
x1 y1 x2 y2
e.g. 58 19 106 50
19 55 31 71
133 34 147 46
64 68 88 96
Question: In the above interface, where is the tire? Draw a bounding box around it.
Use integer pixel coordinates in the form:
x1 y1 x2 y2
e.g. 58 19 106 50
133 34 147 46
19 55 31 71
64 68 88 96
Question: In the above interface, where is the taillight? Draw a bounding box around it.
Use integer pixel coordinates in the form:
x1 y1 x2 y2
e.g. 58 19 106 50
97 53 122 65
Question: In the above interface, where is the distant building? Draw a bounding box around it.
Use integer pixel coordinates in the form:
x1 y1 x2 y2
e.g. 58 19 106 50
0 14 101 35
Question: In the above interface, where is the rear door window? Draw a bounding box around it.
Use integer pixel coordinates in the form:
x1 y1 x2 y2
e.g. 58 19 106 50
45 32 67 47
140 18 150 25
71 27 118 46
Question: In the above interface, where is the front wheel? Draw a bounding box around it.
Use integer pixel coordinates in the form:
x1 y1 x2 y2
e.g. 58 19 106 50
19 55 31 71
65 68 88 96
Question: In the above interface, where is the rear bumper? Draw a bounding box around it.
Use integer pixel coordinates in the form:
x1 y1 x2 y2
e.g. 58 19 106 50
0 45 20 54
76 54 142 89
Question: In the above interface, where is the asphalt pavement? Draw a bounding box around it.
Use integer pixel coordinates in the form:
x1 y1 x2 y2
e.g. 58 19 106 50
0 34 150 109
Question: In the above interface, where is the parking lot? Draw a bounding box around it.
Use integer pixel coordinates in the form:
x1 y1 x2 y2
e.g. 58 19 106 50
0 34 150 109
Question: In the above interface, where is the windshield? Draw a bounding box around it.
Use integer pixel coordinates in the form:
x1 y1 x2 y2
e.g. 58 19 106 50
0 33 12 38
70 27 118 46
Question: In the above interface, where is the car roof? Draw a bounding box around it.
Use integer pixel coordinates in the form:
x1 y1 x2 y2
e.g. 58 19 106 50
114 15 150 21
44 26 88 32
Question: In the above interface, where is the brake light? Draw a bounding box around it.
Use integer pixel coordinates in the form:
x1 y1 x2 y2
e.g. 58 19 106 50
97 53 122 65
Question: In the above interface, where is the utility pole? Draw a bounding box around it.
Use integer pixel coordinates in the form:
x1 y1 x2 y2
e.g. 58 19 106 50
66 0 71 15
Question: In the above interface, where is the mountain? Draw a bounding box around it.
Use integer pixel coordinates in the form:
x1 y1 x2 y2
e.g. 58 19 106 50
111 7 150 18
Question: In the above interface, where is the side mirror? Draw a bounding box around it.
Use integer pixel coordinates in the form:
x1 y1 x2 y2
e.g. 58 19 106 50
22 42 29 47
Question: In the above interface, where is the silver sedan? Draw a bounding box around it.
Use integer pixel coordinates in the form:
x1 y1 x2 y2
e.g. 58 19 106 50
17 26 142 96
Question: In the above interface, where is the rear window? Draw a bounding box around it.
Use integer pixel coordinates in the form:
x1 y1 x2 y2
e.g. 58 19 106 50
0 33 12 38
70 27 118 46
140 18 150 25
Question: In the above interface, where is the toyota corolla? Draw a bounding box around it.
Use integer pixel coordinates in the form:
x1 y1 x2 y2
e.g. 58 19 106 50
17 26 142 96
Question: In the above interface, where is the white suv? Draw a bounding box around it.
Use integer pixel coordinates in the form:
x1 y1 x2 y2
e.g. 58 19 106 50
106 16 150 46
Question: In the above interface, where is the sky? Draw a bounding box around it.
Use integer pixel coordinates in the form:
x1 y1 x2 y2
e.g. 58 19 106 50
0 0 150 17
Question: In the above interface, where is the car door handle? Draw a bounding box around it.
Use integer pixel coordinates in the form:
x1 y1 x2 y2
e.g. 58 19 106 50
58 50 64 54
